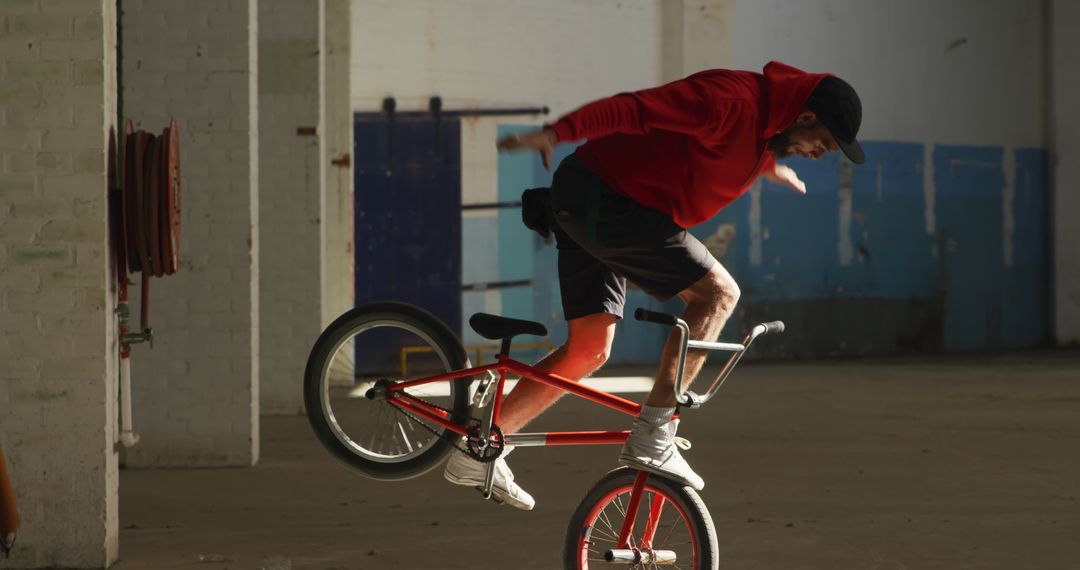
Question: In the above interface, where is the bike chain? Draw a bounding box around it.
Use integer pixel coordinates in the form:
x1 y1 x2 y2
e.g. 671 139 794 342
382 383 504 463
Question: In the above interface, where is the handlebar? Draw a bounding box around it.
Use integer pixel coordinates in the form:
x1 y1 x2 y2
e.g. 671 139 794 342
634 308 679 327
634 308 785 408
761 320 785 334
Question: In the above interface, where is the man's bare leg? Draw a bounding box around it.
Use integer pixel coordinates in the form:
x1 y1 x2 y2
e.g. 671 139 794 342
444 312 617 510
620 262 740 491
497 313 618 434
646 262 741 407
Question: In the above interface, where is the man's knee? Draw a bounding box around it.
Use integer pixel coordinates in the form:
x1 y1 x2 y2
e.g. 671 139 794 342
684 265 740 313
566 337 612 368
562 335 612 371
562 313 617 372
714 272 740 312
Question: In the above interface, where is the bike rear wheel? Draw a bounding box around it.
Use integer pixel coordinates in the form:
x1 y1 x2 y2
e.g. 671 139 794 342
303 301 471 480
564 467 718 570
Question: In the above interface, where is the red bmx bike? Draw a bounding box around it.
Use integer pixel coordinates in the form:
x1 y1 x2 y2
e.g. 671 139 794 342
304 301 783 569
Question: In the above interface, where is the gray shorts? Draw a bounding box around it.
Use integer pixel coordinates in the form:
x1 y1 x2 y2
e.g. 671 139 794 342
548 154 717 321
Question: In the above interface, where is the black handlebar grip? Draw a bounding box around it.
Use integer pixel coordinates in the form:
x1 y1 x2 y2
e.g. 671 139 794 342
634 308 679 326
763 321 785 334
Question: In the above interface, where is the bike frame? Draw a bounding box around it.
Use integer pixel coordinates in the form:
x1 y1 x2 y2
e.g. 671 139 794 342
381 312 782 558
386 354 641 447
385 352 649 552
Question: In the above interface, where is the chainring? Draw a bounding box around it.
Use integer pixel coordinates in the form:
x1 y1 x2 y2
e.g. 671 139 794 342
464 423 505 463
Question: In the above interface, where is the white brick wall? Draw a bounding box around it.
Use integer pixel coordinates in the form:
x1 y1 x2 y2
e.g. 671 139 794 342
122 0 260 467
258 0 322 415
350 0 659 118
661 0 733 82
0 0 119 567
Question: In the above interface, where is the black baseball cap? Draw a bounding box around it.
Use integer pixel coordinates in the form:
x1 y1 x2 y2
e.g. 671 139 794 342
806 76 864 164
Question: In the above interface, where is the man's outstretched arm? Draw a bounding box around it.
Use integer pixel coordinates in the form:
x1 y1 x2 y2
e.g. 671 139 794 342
497 75 733 169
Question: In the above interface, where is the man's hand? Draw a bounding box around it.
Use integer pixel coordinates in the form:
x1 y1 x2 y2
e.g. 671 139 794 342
763 163 806 194
497 128 559 170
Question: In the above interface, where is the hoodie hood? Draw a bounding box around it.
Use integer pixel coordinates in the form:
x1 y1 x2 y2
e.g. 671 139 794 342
761 61 830 137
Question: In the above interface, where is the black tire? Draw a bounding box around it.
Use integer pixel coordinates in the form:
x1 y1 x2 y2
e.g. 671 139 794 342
303 301 471 480
564 467 718 570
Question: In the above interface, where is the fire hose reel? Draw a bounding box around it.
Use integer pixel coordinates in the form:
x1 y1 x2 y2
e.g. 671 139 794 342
110 118 182 346
108 118 182 449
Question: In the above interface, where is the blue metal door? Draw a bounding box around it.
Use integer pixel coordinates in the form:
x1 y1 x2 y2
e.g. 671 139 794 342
354 117 462 373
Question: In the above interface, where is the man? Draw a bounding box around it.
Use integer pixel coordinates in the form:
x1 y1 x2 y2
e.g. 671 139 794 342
445 61 864 510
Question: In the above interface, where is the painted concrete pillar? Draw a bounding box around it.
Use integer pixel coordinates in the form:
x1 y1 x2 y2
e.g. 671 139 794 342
323 0 353 329
258 0 323 415
122 0 260 466
1051 0 1080 345
660 0 734 82
0 0 119 565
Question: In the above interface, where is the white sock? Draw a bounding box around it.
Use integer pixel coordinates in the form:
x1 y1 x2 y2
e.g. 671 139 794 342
638 405 676 427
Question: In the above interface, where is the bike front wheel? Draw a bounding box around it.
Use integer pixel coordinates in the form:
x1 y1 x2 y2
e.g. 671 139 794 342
303 301 471 481
564 467 718 570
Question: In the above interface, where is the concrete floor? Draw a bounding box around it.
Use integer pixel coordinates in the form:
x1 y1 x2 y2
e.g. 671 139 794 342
117 351 1080 569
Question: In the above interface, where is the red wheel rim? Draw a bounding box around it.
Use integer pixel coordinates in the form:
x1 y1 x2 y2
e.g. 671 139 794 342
575 481 699 569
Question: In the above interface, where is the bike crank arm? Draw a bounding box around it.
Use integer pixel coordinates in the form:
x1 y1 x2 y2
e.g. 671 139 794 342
481 461 496 499
604 548 677 565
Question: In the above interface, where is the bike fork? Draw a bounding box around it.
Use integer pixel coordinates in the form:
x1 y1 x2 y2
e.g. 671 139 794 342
604 470 677 565
616 470 652 546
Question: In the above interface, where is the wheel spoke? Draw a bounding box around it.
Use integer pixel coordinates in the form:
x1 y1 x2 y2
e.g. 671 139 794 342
366 422 378 450
598 507 619 541
589 524 618 542
378 405 393 453
396 422 413 453
613 494 627 518
640 493 655 548
656 505 683 547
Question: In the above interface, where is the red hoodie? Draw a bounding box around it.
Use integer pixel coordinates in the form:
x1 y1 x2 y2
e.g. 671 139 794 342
548 61 828 228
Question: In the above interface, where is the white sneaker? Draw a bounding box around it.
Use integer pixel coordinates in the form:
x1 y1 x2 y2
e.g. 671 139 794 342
444 446 535 511
618 418 705 490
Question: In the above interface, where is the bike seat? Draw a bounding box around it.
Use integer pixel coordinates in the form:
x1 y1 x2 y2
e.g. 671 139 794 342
469 313 548 340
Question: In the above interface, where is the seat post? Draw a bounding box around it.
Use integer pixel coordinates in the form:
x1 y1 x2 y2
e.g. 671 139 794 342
498 337 513 357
